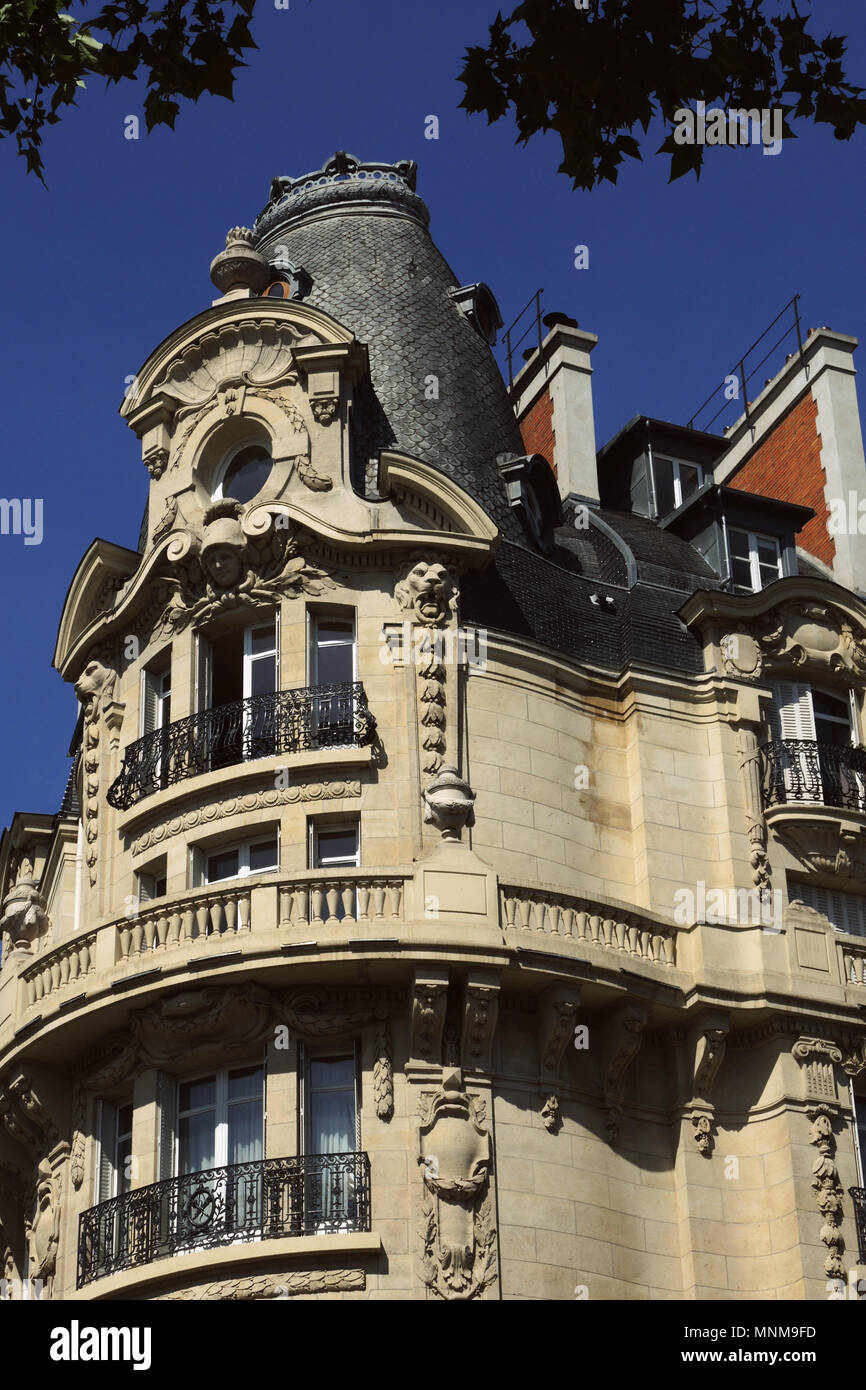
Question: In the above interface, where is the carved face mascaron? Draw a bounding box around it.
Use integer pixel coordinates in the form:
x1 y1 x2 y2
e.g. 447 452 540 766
202 544 244 591
396 559 457 627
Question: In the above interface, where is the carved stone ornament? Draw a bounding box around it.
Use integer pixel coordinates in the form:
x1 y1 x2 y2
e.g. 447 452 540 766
422 766 476 842
410 972 449 1064
395 556 459 628
691 1114 714 1155
737 728 771 891
779 819 866 883
793 1036 843 1103
311 396 339 426
721 601 866 682
418 645 447 776
74 659 121 887
159 505 334 634
418 1069 497 1300
806 1104 846 1279
685 1016 729 1157
25 1158 62 1298
131 779 361 856
461 981 500 1074
373 1028 394 1121
0 1075 59 1158
209 226 272 296
158 1268 366 1300
0 879 49 956
537 985 581 1080
143 446 169 480
603 1001 648 1146
540 1094 560 1133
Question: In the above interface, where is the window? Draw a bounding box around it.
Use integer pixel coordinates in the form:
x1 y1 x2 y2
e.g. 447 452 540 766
728 527 783 593
653 456 704 517
141 665 171 738
213 444 273 504
310 612 355 686
302 1050 359 1230
98 1099 134 1201
198 832 279 886
769 684 864 809
136 857 167 902
165 1065 265 1241
197 618 279 765
311 823 359 872
790 880 866 938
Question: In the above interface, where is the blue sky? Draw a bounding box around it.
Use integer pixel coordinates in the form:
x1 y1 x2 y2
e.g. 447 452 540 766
1 0 864 823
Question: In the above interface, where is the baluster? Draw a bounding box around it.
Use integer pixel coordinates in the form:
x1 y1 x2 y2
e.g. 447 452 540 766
195 903 210 940
68 949 80 982
372 884 386 919
224 897 237 933
389 880 403 919
238 894 251 931
325 883 340 924
181 908 194 943
118 924 131 959
561 906 575 937
26 977 35 1008
293 886 309 927
279 887 291 927
502 894 518 929
131 921 144 956
143 917 157 951
341 882 356 923
518 897 532 930
167 912 181 947
356 881 371 921
50 959 61 992
209 899 226 936
156 915 168 948
311 885 325 923
59 952 70 985
547 901 562 935
576 911 589 941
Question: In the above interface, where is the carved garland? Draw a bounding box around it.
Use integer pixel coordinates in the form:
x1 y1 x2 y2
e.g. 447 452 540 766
158 1268 365 1300
73 662 121 887
394 556 459 779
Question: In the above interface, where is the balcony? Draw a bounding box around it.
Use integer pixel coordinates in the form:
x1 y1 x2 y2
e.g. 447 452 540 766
849 1187 866 1264
77 1151 371 1288
760 739 866 813
107 683 376 811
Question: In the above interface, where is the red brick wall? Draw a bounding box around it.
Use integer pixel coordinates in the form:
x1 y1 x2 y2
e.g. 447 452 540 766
519 387 556 476
727 390 835 567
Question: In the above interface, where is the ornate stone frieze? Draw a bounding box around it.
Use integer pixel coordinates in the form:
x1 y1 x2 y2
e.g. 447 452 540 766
74 660 121 887
158 1268 366 1300
373 1027 394 1121
721 600 866 682
159 505 333 634
130 780 361 856
602 1001 648 1146
780 818 866 882
418 1069 497 1300
155 317 321 413
410 972 449 1064
807 1104 846 1280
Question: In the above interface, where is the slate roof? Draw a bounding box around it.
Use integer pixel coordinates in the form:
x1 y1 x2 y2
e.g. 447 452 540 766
252 156 525 540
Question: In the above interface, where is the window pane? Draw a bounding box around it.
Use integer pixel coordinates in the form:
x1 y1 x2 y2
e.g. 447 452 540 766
249 656 276 697
179 1112 216 1174
180 1077 216 1113
228 1065 264 1101
315 828 357 866
813 691 849 722
117 1135 133 1194
679 463 700 500
248 838 278 873
316 643 354 685
756 536 780 567
222 446 272 503
228 1099 263 1164
250 625 276 656
654 457 675 516
728 528 750 560
316 620 354 639
731 559 754 592
207 849 240 882
311 1058 355 1090
118 1103 134 1138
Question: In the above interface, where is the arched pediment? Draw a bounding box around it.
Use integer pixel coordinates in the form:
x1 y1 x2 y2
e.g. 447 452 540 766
679 577 866 683
53 540 141 677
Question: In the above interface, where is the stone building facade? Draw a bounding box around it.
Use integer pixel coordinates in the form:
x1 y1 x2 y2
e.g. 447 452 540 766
3 153 866 1301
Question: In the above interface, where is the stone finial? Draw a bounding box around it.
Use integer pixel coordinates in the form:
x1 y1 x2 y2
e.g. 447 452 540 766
422 765 475 842
210 226 272 296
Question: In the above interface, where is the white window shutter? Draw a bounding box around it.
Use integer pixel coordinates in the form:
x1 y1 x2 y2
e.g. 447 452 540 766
771 682 816 740
157 1073 177 1181
140 670 159 738
97 1098 117 1202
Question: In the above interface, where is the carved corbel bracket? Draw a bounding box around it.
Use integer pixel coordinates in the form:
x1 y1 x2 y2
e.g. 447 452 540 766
0 1075 59 1161
736 726 771 891
602 1001 648 1146
793 1035 844 1104
461 974 500 1075
410 971 449 1067
685 1012 729 1157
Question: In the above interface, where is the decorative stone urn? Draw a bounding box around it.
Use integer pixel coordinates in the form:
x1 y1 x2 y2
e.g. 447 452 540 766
422 766 476 842
0 878 48 956
209 226 272 296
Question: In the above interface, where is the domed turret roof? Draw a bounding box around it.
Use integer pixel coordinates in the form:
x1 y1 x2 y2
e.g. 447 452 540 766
252 153 525 538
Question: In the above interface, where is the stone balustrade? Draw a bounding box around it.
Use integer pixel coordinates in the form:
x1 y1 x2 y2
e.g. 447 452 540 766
841 940 866 987
279 873 406 928
22 933 98 1008
117 885 253 960
499 884 678 967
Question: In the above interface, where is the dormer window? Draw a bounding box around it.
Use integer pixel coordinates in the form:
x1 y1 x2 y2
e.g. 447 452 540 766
653 456 705 517
214 444 273 505
728 527 783 593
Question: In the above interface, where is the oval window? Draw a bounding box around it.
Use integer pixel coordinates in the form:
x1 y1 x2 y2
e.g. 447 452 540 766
219 445 273 503
264 281 291 299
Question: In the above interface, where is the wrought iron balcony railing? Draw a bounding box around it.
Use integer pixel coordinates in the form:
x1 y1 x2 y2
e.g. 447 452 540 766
849 1187 866 1264
107 683 376 811
760 738 866 814
77 1151 371 1287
